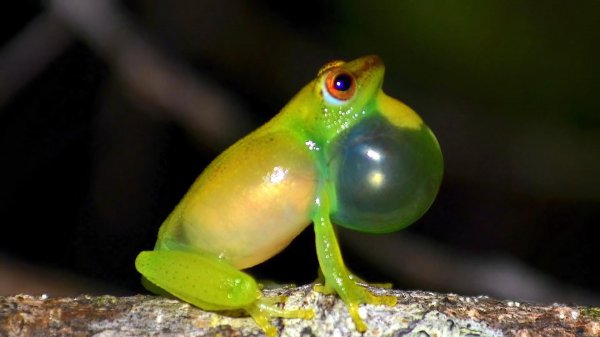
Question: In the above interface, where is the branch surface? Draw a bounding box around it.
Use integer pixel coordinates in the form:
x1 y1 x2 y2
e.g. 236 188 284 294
1 285 599 336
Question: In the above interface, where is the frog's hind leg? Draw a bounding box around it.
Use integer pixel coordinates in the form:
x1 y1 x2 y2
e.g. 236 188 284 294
136 250 260 309
136 250 313 337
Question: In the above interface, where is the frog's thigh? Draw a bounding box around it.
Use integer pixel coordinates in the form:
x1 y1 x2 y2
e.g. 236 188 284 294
136 250 259 310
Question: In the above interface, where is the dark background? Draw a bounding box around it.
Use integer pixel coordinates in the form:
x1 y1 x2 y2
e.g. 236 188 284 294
1 1 598 305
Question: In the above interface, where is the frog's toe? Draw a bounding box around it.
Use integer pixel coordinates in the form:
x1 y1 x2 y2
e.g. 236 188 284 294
342 284 398 331
368 282 394 289
368 291 397 307
347 301 368 332
258 296 314 319
313 283 336 295
246 305 278 337
257 300 314 320
246 296 314 336
348 282 398 307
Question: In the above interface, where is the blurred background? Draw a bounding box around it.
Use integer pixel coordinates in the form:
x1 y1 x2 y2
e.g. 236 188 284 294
1 0 598 305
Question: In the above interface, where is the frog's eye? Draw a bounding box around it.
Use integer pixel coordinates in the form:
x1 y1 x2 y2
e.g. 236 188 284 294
323 69 356 104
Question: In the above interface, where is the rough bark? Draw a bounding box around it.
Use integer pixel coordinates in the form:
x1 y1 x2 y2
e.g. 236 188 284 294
1 285 599 337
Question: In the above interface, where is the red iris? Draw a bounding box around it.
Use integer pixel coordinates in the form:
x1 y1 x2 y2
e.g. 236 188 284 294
325 69 356 101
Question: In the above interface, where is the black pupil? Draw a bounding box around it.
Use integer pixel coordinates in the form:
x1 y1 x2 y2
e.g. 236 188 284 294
334 73 352 91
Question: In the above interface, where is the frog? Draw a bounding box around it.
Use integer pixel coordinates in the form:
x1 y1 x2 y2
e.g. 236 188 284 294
135 55 443 336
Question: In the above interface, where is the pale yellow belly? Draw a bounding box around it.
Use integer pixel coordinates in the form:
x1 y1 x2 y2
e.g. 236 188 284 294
165 128 318 269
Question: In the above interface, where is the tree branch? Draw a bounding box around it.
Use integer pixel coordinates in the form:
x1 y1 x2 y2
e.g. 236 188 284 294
1 285 598 336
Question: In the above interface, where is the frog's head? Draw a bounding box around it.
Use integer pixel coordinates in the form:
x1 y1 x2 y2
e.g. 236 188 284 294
310 55 386 140
315 55 384 117
280 55 387 141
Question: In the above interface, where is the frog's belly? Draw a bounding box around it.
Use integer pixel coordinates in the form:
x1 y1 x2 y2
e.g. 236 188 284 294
175 130 318 269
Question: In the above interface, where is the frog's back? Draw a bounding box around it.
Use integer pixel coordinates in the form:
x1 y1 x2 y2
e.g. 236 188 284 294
157 125 318 269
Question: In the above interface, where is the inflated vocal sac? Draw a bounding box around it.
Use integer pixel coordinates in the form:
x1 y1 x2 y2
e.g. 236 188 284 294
328 114 443 233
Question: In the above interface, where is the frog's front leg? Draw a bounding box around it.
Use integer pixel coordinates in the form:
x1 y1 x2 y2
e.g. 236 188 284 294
135 250 313 337
312 190 397 332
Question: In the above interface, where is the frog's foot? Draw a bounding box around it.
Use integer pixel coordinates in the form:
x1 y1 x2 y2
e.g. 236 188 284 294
245 296 314 337
336 280 397 332
314 274 396 331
